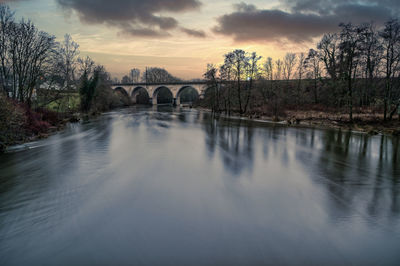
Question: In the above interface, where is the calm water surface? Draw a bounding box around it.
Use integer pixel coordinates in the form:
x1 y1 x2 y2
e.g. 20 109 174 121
0 106 399 265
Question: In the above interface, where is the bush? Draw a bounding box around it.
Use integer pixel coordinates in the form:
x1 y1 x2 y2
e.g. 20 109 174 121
35 108 61 126
23 106 50 135
0 93 26 150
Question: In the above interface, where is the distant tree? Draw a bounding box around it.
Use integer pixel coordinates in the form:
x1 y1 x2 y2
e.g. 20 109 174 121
224 49 249 114
141 67 180 83
244 52 262 113
261 57 274 105
121 75 132 84
112 77 120 84
204 64 220 113
296 52 306 106
275 59 282 80
130 68 140 83
283 52 297 81
219 62 233 114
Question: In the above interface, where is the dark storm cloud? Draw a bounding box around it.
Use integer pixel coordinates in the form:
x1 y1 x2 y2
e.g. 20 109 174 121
214 1 398 43
56 0 202 37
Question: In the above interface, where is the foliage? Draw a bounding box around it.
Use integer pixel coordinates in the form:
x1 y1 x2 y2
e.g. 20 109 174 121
79 70 98 113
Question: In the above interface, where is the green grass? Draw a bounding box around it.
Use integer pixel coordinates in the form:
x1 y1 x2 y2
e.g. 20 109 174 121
37 92 80 113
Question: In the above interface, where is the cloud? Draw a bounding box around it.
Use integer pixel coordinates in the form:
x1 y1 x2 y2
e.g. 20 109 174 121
213 1 399 44
284 0 400 15
181 27 206 38
56 0 202 37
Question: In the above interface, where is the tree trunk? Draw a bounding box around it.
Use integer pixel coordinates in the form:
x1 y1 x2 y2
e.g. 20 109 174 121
348 77 353 122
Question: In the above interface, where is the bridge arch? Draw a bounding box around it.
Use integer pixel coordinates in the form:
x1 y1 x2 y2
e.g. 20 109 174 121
152 86 174 105
114 86 129 97
176 86 200 106
131 86 150 104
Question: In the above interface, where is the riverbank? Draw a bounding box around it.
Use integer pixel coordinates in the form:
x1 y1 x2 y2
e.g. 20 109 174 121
195 107 400 136
1 84 132 152
0 93 80 152
0 109 77 153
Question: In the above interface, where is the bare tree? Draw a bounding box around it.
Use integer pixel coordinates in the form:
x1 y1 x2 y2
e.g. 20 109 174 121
130 68 140 83
338 23 363 121
0 4 14 94
204 64 220 113
296 52 306 106
224 49 249 114
305 49 322 104
141 67 180 83
9 19 56 103
244 52 262 113
358 23 382 106
275 59 282 81
283 52 297 81
318 33 340 81
57 34 79 90
262 57 274 104
121 75 132 84
219 62 233 114
379 19 400 121
77 56 95 78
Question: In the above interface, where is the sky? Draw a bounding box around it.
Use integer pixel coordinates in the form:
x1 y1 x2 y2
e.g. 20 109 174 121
2 0 399 80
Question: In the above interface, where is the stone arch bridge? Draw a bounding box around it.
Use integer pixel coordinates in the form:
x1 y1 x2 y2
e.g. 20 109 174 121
112 82 209 105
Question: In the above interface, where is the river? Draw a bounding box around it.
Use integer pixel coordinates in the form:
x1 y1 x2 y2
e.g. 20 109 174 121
0 106 399 265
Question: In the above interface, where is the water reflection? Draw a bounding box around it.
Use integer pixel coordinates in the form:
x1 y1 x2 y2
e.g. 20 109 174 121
201 114 400 222
0 107 399 265
202 114 255 176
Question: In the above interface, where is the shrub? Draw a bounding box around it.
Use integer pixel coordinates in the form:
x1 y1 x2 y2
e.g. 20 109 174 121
0 93 26 150
23 106 50 135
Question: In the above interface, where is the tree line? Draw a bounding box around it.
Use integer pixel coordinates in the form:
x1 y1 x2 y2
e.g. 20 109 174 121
118 67 181 84
203 20 400 122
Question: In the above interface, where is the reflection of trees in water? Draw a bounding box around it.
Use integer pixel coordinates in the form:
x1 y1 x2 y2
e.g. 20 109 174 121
369 136 400 217
296 129 400 222
201 113 400 221
202 114 254 176
261 126 290 167
203 114 218 158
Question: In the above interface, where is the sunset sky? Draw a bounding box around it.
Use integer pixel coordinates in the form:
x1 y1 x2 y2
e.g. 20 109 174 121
3 0 398 79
